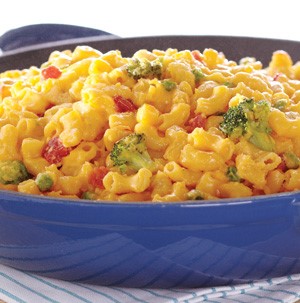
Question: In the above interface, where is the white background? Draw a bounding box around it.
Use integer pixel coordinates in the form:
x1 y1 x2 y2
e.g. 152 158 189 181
1 0 300 41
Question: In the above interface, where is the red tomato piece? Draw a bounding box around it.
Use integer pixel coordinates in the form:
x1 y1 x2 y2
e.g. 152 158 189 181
113 95 137 112
41 66 62 79
89 167 109 189
42 137 72 164
192 50 203 62
187 114 207 132
277 161 287 171
277 154 288 172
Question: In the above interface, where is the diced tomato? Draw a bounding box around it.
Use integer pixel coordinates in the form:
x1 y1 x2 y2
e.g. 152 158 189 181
42 137 72 164
89 166 109 189
41 66 62 79
277 161 287 171
113 95 137 112
186 114 207 132
192 50 203 62
277 155 288 172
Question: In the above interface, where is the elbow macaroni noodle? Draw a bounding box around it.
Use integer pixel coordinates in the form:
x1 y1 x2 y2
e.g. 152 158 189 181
1 46 300 202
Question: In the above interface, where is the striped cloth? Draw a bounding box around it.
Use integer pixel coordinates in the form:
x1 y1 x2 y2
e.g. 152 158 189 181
1 264 300 303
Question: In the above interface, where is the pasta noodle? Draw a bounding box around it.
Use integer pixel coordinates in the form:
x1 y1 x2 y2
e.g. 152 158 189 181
1 45 300 202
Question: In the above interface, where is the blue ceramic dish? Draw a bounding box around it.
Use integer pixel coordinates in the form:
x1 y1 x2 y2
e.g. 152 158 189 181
1 30 300 287
0 190 300 288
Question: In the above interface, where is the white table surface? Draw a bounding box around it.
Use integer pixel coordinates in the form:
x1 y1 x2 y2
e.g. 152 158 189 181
1 0 300 41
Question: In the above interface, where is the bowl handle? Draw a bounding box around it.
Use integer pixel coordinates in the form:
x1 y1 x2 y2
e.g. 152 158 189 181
0 24 116 52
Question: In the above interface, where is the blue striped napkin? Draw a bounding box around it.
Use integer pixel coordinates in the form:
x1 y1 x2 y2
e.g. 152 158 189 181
1 264 300 303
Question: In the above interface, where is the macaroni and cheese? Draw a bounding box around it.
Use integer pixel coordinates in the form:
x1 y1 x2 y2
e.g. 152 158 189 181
0 46 300 202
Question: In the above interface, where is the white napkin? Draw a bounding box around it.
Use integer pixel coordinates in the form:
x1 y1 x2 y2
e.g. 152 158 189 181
1 264 300 303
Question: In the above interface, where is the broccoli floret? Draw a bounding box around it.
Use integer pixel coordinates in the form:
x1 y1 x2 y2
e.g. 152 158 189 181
126 58 162 80
0 160 30 185
162 79 176 91
192 68 205 82
187 189 204 200
81 191 97 200
246 100 274 151
219 100 249 139
226 166 241 182
220 98 275 151
283 152 300 169
35 172 53 192
110 133 156 174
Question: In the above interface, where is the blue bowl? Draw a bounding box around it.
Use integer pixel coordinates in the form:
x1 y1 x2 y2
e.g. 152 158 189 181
0 189 300 288
1 34 300 287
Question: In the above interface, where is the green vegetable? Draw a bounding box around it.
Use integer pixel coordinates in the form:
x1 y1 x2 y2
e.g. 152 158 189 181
192 68 205 82
110 133 156 174
126 58 162 80
162 80 176 91
283 152 300 169
226 166 241 182
220 100 249 139
219 98 275 151
81 191 97 200
223 81 235 88
35 172 53 192
0 160 30 185
187 189 204 200
273 99 288 111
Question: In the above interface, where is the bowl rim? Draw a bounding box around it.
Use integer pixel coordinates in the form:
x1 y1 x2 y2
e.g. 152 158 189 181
1 188 299 208
1 34 300 56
